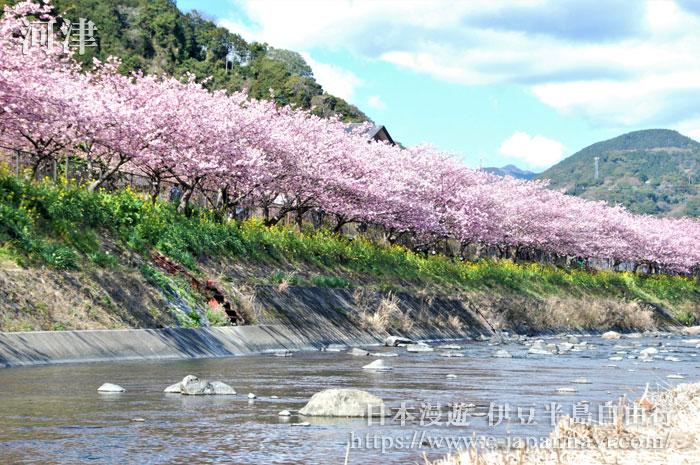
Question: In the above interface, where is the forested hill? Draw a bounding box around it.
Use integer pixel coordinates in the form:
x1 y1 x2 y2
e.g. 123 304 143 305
0 0 368 122
537 129 700 217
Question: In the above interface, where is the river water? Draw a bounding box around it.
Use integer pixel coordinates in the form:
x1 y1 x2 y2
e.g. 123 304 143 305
0 334 698 465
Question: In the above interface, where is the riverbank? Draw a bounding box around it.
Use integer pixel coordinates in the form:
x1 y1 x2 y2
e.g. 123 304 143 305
1 171 699 348
431 381 700 465
2 279 698 367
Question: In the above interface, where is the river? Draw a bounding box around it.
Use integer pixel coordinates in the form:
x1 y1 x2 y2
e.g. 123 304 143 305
0 334 698 464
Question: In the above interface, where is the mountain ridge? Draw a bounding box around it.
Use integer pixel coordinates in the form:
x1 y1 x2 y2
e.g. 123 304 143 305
537 129 700 217
483 164 539 180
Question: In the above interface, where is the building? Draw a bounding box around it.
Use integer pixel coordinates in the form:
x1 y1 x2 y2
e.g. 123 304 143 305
345 123 395 145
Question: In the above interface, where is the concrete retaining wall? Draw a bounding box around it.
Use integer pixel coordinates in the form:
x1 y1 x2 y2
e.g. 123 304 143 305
0 325 383 368
0 285 489 368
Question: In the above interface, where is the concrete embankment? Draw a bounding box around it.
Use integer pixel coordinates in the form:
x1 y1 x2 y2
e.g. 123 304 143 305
0 286 488 368
0 283 682 368
0 325 378 368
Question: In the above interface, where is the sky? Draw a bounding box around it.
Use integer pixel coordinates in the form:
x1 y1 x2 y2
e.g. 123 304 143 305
177 0 700 172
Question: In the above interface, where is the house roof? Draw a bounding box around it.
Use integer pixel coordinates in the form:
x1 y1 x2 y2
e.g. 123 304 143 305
345 123 395 146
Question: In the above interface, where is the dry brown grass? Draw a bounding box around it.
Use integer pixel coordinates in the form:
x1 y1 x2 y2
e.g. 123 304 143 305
447 315 464 330
355 291 413 333
276 274 293 293
493 295 656 332
230 284 260 322
430 382 700 465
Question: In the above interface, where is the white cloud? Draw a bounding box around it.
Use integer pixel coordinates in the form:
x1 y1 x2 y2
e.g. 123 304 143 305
673 118 700 142
298 53 362 102
221 0 700 131
499 132 566 168
366 95 387 110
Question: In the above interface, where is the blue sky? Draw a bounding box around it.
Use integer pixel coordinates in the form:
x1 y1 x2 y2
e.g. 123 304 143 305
177 0 700 172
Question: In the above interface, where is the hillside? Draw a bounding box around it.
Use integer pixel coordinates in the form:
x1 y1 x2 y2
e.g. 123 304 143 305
484 164 538 180
0 0 367 122
537 129 700 217
1 172 699 332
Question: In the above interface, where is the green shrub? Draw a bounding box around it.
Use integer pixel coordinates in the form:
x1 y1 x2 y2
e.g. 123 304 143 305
309 275 352 288
205 308 229 326
140 264 171 289
88 251 119 268
40 243 77 269
187 310 201 326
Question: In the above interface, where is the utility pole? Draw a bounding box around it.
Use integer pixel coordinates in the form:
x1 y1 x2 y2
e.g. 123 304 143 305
594 156 600 180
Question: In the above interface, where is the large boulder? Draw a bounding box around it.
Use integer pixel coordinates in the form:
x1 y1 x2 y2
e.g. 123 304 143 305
299 389 386 417
210 381 237 395
362 359 393 371
164 374 198 393
385 336 413 347
98 383 125 393
178 375 236 395
164 382 182 393
601 331 622 340
349 348 370 356
181 377 215 395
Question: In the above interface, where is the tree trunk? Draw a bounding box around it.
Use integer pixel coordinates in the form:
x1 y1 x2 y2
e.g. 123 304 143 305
177 186 194 215
332 214 348 234
215 186 228 210
87 157 126 193
150 179 161 204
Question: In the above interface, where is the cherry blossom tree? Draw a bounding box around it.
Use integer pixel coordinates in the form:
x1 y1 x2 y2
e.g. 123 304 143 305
2 1 699 273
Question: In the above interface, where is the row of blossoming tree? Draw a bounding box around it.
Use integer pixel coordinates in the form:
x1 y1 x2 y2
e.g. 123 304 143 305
1 2 699 273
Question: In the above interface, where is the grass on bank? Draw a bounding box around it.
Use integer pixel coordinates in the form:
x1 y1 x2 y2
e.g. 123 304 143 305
0 168 698 322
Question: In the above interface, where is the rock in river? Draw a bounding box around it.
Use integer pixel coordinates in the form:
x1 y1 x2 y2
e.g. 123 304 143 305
601 331 622 340
98 383 125 393
438 352 464 358
640 347 658 356
528 341 552 355
362 359 393 371
210 381 237 395
407 344 434 353
164 375 197 393
299 388 386 417
437 344 462 350
179 375 236 395
385 336 413 347
494 349 513 358
349 348 370 357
